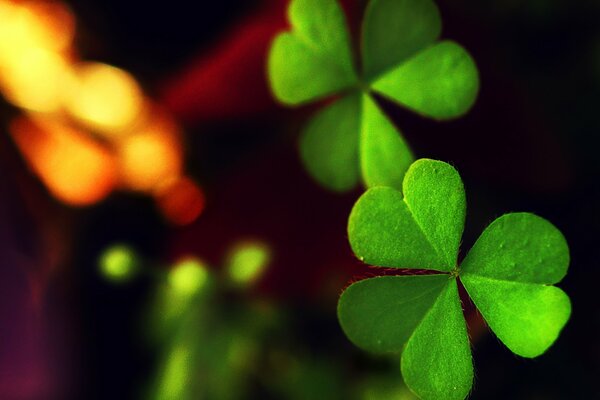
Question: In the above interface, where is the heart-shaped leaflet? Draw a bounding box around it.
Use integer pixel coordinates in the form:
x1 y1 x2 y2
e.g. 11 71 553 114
268 0 357 105
460 213 571 358
348 159 465 271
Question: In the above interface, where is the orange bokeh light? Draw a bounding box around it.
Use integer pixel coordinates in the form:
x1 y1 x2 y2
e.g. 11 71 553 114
155 177 205 226
10 116 118 206
0 0 195 213
64 62 144 135
22 0 76 52
116 110 183 192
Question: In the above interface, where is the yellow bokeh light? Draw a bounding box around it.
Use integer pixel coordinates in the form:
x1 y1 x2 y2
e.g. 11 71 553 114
98 244 139 283
0 46 71 113
0 1 75 55
9 116 118 206
168 258 210 296
65 62 144 134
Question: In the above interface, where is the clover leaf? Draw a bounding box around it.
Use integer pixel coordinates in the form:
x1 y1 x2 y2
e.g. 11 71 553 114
268 0 479 192
338 159 571 400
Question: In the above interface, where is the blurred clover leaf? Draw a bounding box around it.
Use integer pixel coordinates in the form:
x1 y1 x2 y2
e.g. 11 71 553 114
268 0 479 192
337 159 571 400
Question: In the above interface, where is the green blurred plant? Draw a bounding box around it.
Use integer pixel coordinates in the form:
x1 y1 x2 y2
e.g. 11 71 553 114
97 243 432 399
225 241 271 287
144 242 282 400
268 0 479 192
337 159 571 400
357 373 418 400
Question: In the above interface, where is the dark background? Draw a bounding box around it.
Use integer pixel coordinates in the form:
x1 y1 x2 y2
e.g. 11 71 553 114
1 0 598 398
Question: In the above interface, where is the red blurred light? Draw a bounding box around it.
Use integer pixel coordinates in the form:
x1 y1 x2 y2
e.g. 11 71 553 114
155 177 205 226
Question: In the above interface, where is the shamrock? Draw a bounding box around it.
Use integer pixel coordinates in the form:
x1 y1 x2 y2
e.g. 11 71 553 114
337 159 571 400
268 0 479 192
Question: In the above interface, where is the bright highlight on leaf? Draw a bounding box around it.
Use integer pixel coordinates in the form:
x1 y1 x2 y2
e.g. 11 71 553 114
268 0 479 192
338 159 571 400
98 244 139 283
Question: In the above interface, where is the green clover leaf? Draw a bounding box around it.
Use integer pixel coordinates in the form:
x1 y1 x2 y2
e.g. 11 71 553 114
269 0 358 104
268 0 479 192
338 159 571 400
460 213 571 358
